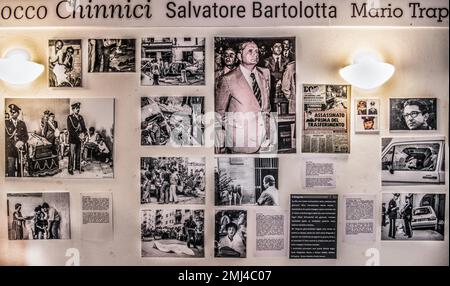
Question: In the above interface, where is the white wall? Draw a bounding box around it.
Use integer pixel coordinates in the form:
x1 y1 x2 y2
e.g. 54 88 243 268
0 27 448 266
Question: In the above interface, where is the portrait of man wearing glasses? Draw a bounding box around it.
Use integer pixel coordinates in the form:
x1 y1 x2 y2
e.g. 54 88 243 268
401 99 435 130
390 98 436 131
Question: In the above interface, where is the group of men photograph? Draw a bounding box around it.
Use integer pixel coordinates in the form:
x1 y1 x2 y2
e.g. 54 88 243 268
214 37 296 154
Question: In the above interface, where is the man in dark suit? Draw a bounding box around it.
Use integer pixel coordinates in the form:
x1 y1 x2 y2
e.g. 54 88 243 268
264 42 289 109
215 40 272 154
282 39 295 62
67 102 87 175
264 42 289 81
388 193 400 239
5 104 29 177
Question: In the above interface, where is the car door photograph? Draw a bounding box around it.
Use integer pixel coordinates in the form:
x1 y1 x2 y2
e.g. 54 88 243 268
381 138 445 186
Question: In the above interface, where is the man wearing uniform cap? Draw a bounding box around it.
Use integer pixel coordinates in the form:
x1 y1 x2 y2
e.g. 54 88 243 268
387 193 400 239
257 174 279 206
67 102 87 175
5 104 29 177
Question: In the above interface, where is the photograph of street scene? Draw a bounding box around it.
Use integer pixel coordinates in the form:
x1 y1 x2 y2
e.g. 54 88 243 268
141 37 205 86
140 157 205 205
381 193 445 241
141 209 204 257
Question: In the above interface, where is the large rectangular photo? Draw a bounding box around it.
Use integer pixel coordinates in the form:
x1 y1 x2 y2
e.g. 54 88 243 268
141 157 206 205
381 193 445 241
214 37 296 154
141 96 204 146
381 137 445 186
215 157 279 206
141 37 205 86
141 209 204 257
48 39 82 87
302 84 351 153
5 98 115 178
7 192 71 240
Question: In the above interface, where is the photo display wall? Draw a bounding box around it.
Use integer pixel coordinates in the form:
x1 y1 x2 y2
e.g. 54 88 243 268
0 26 448 266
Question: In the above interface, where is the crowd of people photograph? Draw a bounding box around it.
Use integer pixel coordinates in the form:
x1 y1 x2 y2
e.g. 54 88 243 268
141 157 205 205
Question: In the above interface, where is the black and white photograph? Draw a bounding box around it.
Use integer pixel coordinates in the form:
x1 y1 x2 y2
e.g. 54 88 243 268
214 37 296 154
215 210 247 258
381 137 445 185
355 98 380 133
141 157 205 205
141 209 204 257
141 37 205 86
141 96 204 146
5 98 115 178
48 39 82 87
381 193 445 241
390 98 437 131
88 39 136 72
7 192 71 240
215 157 279 206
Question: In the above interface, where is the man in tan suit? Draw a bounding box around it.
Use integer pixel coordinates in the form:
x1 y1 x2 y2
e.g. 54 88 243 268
215 40 272 154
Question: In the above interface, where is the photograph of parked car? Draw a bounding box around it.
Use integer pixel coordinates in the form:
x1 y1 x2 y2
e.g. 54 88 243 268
381 193 445 241
141 37 205 86
381 137 445 186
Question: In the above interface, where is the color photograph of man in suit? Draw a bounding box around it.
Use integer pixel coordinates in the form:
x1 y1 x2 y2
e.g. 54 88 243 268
5 104 29 177
67 102 87 175
215 40 272 154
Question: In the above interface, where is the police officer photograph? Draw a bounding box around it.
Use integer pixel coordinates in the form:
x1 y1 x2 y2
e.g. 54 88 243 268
381 193 446 241
5 104 29 177
4 98 115 178
214 37 297 154
390 98 437 131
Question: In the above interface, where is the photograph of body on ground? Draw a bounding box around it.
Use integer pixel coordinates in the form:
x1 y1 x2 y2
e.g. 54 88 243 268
141 209 204 257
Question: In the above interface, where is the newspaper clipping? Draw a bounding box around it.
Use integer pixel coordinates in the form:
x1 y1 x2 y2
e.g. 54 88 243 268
255 210 287 257
303 159 336 189
81 192 113 241
302 84 350 153
344 194 376 241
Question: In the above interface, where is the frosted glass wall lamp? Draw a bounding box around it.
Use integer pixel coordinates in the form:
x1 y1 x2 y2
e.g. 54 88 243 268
0 48 44 85
339 52 395 90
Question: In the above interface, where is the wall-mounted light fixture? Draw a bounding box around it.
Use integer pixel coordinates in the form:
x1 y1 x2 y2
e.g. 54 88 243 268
0 48 44 85
339 51 395 90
